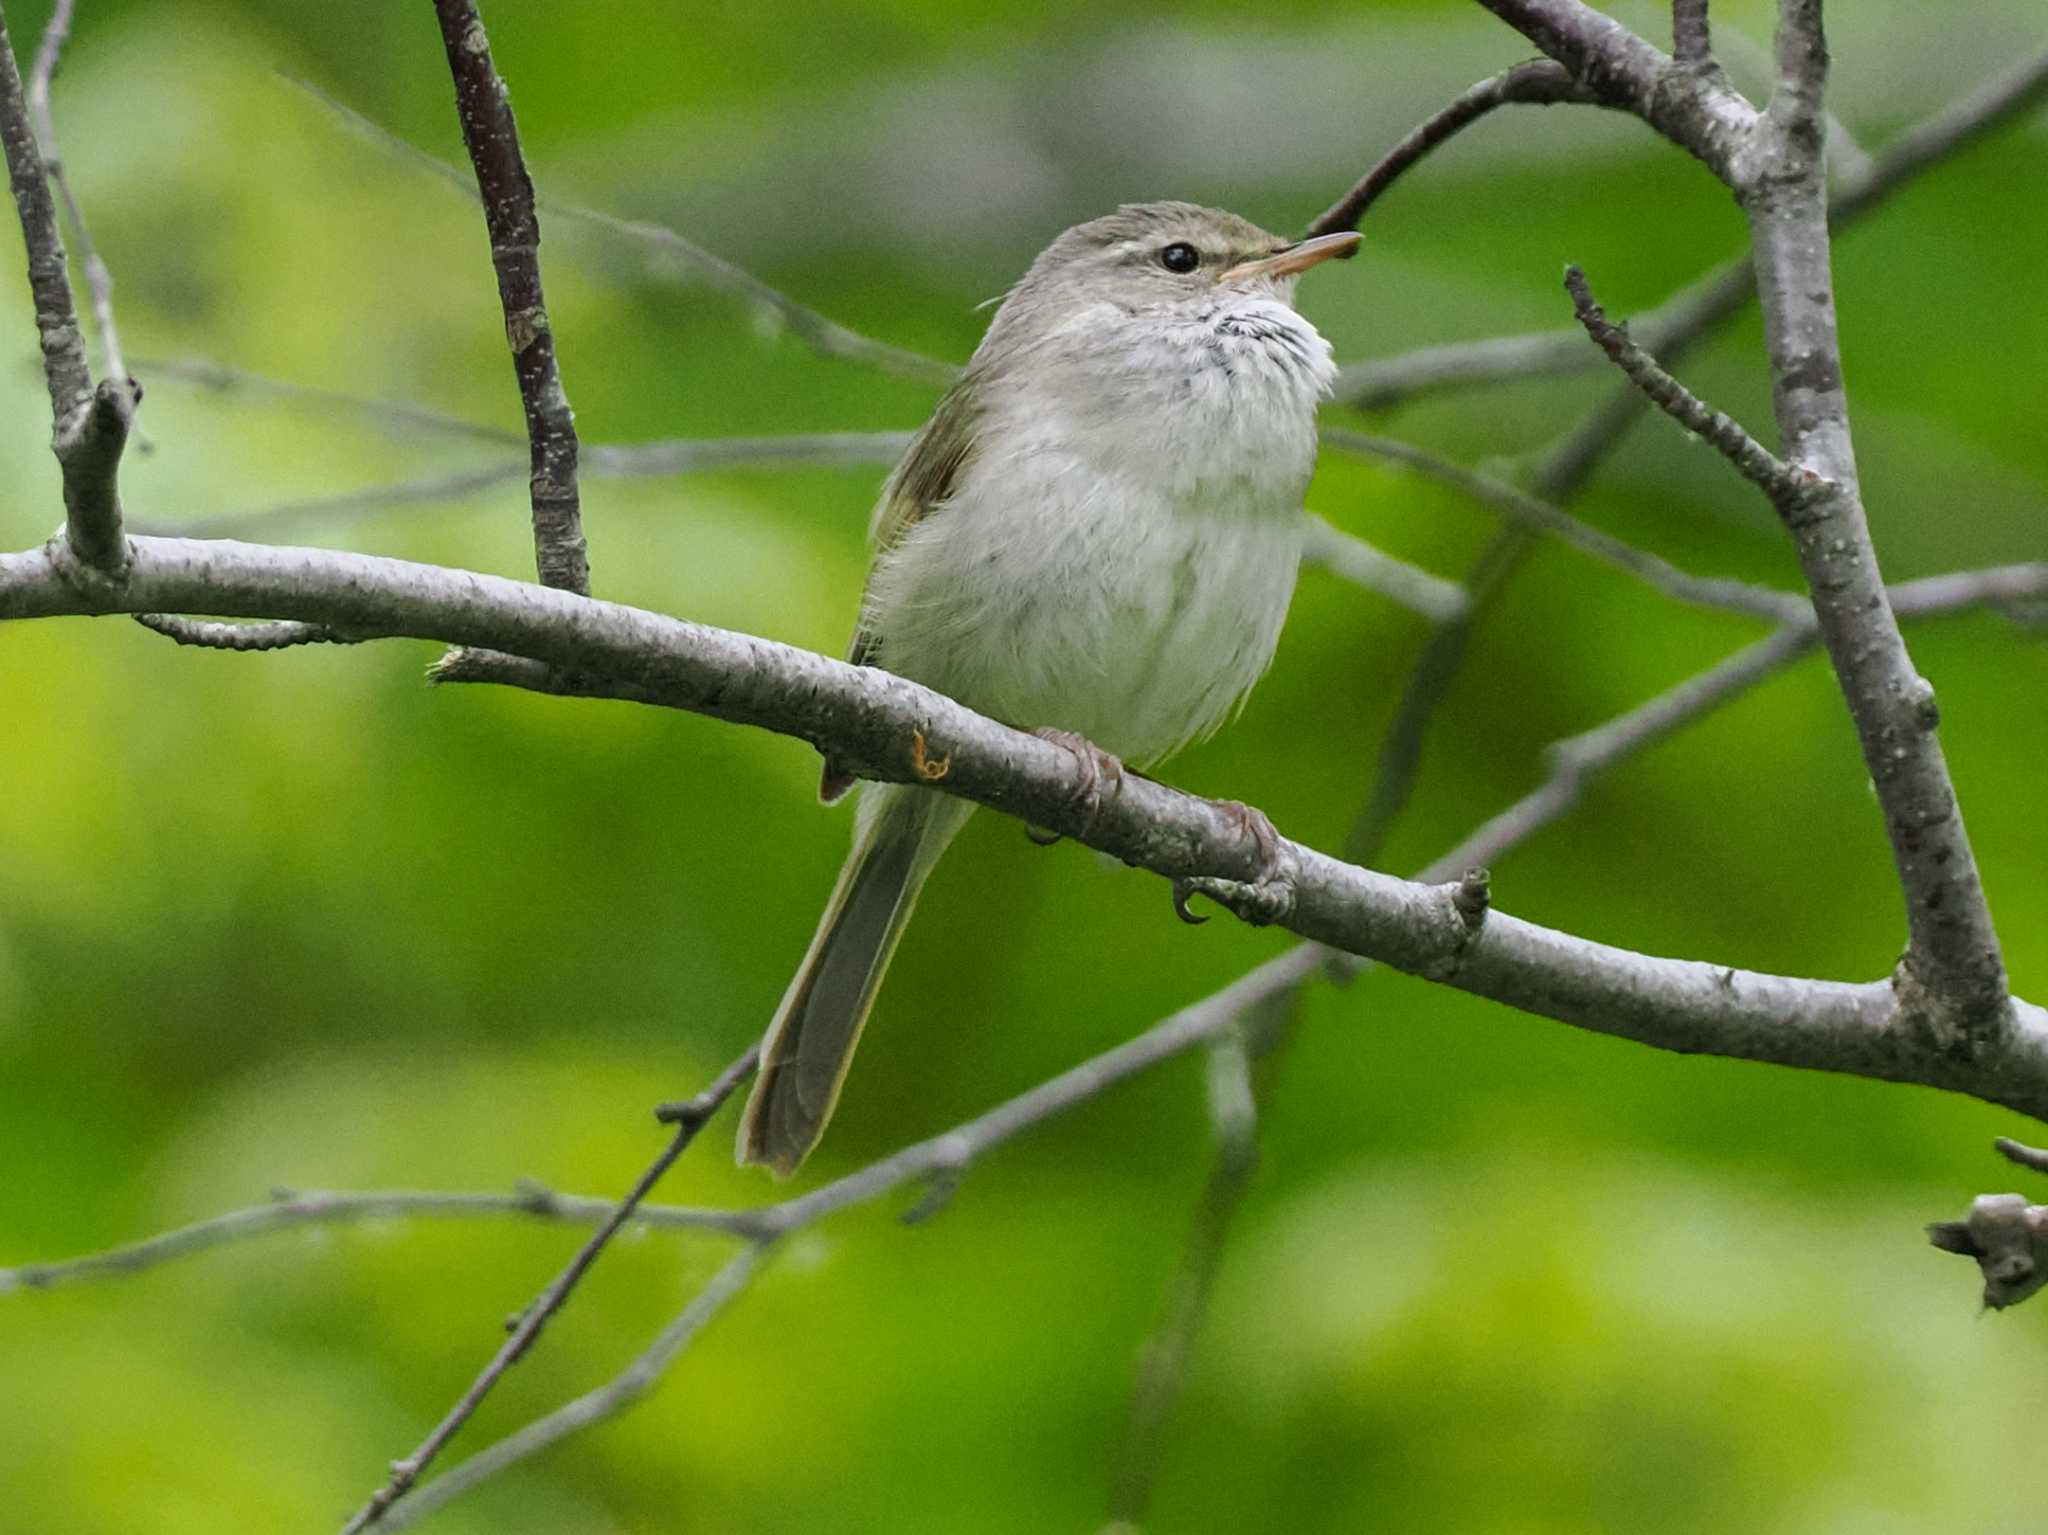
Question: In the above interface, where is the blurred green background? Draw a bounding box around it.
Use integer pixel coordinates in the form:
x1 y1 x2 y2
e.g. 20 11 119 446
1 0 2045 1529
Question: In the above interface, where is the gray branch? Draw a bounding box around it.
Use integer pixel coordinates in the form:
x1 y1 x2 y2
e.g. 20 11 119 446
1323 427 1809 623
27 0 121 384
1306 59 1602 237
1471 0 2017 1142
1561 264 1830 511
0 0 132 576
1739 0 2010 1045
1329 48 2048 413
6 530 2048 1115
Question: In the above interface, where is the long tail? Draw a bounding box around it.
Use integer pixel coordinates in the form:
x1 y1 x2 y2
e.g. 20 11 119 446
737 784 973 1176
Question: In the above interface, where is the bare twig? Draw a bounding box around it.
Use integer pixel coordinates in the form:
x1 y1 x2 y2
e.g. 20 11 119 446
1561 264 1828 512
1307 59 1600 236
431 0 586 596
341 1046 758 1532
0 1183 763 1293
372 1240 772 1531
150 433 913 541
1428 624 1816 880
1328 49 2048 415
141 354 523 447
1106 990 1300 1528
1341 526 1535 866
290 74 958 389
1300 514 1469 623
1322 428 1809 623
26 0 121 384
131 612 356 651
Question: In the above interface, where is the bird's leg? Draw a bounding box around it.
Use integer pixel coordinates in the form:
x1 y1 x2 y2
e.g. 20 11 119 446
1028 728 1125 844
1172 799 1296 928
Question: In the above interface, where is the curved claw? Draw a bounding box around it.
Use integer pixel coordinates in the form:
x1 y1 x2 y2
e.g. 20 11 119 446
1024 824 1063 847
1172 880 1210 926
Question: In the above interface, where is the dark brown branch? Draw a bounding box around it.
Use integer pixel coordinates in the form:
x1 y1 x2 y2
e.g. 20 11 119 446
1306 59 1599 236
1671 0 1711 67
431 0 586 596
342 1046 758 1532
1562 265 1830 512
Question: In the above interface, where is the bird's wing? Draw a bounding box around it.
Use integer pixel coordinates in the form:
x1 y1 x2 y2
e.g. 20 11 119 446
820 372 982 802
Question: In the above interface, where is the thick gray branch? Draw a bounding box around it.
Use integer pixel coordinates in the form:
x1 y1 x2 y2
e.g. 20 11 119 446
6 532 2048 1119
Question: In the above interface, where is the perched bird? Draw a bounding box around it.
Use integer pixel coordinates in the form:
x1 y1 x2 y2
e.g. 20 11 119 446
738 202 1359 1174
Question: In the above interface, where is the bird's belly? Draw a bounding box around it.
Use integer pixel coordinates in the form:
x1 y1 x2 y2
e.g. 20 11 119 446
872 481 1302 767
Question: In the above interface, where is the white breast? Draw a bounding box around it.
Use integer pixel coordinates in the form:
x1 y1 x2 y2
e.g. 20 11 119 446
867 294 1334 768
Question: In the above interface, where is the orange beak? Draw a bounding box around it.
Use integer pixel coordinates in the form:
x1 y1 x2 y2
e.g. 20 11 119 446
1219 230 1362 284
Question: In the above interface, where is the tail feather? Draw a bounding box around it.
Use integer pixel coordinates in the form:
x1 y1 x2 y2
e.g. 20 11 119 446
738 786 971 1176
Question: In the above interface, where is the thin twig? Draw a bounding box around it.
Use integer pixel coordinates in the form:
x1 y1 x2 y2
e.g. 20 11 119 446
1341 526 1536 866
431 0 587 596
1106 990 1300 1527
340 1046 757 1532
141 354 523 447
146 433 912 541
1561 264 1828 512
1995 1138 2048 1175
0 1183 763 1293
1306 59 1600 236
1300 514 1469 623
1326 49 2048 415
26 0 121 383
372 1241 772 1531
289 73 958 388
1425 624 1817 880
1323 428 1809 623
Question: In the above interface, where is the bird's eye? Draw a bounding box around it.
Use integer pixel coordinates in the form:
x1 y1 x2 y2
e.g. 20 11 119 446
1158 242 1200 274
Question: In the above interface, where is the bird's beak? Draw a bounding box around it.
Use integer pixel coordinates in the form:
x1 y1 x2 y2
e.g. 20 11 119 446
1220 230 1362 284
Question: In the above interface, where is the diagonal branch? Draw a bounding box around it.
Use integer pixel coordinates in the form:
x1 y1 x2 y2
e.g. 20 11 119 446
431 0 586 596
340 1046 757 1532
1472 0 1757 179
1561 264 1829 512
1307 59 1601 237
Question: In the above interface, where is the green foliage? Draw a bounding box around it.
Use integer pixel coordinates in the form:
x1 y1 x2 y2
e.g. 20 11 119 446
1 0 2044 1529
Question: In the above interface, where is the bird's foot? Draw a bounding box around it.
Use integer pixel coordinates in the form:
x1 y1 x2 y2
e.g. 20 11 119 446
1171 800 1296 928
1031 727 1124 838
